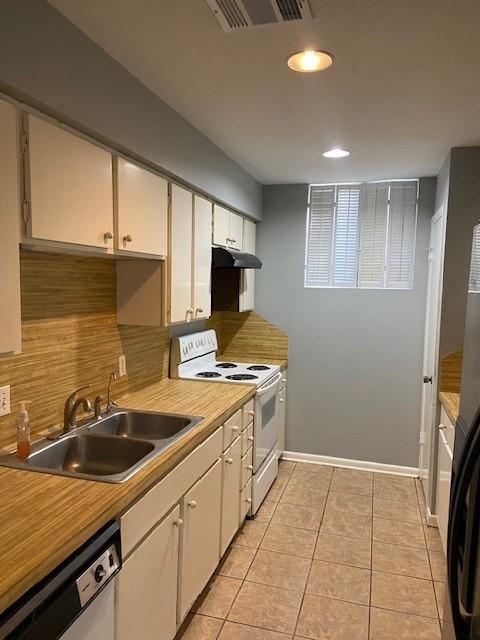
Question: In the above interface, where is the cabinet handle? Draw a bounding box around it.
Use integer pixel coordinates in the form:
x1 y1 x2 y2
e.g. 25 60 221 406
123 234 133 244
248 436 254 442
231 239 236 244
246 498 252 504
247 465 253 471
186 308 194 320
173 518 183 527
188 500 197 509
195 307 204 317
231 426 240 433
226 458 234 465
104 231 113 242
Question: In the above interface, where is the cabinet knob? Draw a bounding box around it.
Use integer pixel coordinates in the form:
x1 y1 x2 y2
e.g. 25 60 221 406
226 457 234 465
173 518 183 527
231 426 240 433
248 436 254 442
247 465 253 471
104 231 113 242
247 411 255 417
245 498 252 504
279 398 284 403
439 424 447 430
188 500 197 509
195 307 204 316
123 234 133 244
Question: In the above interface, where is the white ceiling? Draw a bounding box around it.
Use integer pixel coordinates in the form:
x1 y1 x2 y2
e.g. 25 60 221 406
49 0 480 184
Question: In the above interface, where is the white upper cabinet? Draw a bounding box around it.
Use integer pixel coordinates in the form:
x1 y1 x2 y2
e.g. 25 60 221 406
213 204 244 250
0 99 21 356
25 114 113 250
115 157 168 257
193 195 212 319
239 219 256 312
169 184 193 324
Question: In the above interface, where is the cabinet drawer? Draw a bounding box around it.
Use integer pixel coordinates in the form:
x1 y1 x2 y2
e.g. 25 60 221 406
223 409 242 451
440 407 455 451
241 422 254 456
241 447 253 489
240 479 252 523
242 399 255 429
121 426 222 557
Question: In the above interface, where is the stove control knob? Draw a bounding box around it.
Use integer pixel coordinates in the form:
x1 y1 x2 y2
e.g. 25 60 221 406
94 564 106 583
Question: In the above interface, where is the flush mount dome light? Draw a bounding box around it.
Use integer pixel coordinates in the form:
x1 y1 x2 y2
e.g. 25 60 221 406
323 148 351 158
287 50 333 73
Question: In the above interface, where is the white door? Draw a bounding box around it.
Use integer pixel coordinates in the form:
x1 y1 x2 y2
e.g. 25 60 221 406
213 204 229 247
228 212 244 250
116 157 168 256
27 114 113 249
419 208 446 508
116 505 180 640
239 219 256 311
220 437 242 556
170 184 193 323
193 195 212 319
180 460 222 622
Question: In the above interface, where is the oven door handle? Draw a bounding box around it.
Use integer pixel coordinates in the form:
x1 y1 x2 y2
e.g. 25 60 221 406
257 372 282 396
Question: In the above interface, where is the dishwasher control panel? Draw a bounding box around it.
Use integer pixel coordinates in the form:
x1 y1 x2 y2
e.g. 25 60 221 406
76 543 120 607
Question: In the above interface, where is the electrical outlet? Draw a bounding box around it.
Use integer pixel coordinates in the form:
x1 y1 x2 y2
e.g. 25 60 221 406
0 385 11 417
118 355 127 377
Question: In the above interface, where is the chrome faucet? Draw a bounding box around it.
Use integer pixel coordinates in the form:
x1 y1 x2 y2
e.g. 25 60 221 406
63 386 92 431
106 372 118 413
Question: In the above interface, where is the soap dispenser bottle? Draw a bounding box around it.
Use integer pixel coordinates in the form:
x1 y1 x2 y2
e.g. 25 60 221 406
16 401 32 459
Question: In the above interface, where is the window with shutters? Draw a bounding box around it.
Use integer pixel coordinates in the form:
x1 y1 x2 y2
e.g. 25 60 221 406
305 180 418 289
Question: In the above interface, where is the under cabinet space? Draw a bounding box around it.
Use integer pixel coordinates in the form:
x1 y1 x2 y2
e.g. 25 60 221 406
116 259 165 326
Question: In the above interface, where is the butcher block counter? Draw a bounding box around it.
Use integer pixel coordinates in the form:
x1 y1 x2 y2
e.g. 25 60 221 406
0 378 255 616
439 391 460 425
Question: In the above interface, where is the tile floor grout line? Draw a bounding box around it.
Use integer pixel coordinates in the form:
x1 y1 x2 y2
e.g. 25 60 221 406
368 471 374 639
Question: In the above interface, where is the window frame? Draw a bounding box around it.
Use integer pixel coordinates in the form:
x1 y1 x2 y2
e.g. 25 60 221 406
304 179 419 290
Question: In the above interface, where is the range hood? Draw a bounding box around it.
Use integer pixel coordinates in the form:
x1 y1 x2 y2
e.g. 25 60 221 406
212 247 262 269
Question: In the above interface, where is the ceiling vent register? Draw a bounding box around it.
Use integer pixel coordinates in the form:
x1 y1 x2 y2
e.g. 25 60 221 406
205 0 312 31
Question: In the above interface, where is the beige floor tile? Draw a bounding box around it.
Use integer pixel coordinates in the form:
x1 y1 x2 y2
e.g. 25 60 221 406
306 560 370 605
280 482 328 509
228 581 303 634
424 525 444 553
219 621 291 639
261 523 317 558
434 581 446 619
177 614 223 640
278 460 296 477
255 499 278 523
217 545 257 579
371 571 438 618
268 478 288 501
326 491 373 516
194 575 243 619
271 502 323 531
235 520 268 548
373 518 426 548
330 477 373 497
334 468 373 483
374 474 417 490
293 462 333 480
296 594 369 640
373 477 418 502
373 497 421 523
429 550 447 582
369 607 441 639
321 510 372 540
246 549 311 591
372 541 431 579
314 532 371 569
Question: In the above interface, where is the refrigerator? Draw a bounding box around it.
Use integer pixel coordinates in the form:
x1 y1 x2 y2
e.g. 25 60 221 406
443 223 480 639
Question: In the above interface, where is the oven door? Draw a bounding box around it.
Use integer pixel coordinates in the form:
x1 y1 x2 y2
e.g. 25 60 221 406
254 372 282 473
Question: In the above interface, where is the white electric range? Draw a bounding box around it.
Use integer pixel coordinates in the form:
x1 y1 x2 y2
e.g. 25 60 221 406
170 329 281 514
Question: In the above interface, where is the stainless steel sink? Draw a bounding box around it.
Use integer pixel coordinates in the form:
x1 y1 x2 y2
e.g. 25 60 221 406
0 409 203 483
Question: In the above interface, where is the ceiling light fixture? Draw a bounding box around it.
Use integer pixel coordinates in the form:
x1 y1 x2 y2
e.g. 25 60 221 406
287 50 333 73
323 148 350 159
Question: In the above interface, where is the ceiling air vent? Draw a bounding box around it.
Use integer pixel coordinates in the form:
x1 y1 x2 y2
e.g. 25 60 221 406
205 0 312 32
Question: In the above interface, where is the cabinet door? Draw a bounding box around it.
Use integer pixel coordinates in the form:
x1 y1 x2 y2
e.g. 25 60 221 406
27 114 113 249
220 437 242 556
228 212 244 251
239 219 256 311
213 204 229 247
180 460 222 621
116 505 181 640
170 184 193 323
116 158 168 256
0 99 21 355
436 429 453 555
278 375 287 453
193 195 212 319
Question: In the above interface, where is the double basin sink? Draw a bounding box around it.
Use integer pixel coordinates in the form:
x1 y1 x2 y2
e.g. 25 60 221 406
0 409 203 483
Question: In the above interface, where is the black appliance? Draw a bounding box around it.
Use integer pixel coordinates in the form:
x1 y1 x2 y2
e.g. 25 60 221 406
444 223 480 639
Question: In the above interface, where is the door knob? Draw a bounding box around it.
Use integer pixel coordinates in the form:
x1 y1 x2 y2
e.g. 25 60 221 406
423 376 433 384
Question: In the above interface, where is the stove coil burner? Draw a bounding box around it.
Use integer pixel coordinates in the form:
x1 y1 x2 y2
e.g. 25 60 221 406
226 374 259 381
196 372 222 378
247 365 270 371
215 363 237 369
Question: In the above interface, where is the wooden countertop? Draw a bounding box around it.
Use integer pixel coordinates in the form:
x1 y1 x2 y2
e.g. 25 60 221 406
0 378 255 616
439 391 460 425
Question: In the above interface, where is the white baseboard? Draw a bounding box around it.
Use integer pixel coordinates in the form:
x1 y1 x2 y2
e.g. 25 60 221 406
425 507 438 527
281 450 419 477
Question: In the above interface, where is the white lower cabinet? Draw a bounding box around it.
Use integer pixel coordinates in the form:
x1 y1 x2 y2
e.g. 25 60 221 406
180 459 222 622
220 437 242 556
116 505 181 640
436 407 455 555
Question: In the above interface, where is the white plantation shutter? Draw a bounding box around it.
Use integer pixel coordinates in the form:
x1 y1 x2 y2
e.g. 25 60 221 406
386 181 418 288
358 183 388 288
333 186 360 286
305 185 335 286
469 224 480 293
